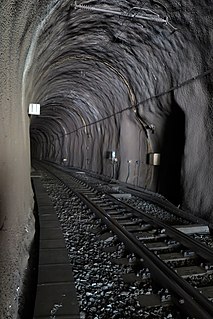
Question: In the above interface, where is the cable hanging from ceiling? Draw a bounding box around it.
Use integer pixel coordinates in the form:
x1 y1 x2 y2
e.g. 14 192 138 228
73 1 177 30
34 67 213 142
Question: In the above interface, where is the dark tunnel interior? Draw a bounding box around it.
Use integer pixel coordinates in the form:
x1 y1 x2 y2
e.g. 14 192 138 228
0 0 213 317
158 98 185 205
28 0 213 219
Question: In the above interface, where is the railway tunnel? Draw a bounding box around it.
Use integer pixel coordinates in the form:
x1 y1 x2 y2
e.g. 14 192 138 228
0 0 213 317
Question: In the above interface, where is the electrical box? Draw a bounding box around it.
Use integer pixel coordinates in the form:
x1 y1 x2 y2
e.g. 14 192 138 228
147 153 160 166
106 151 116 160
28 103 40 115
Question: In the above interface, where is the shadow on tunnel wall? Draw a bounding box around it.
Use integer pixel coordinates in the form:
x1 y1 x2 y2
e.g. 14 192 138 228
158 99 185 206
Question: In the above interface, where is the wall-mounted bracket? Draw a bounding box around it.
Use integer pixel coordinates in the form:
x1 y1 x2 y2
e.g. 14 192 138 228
74 2 169 24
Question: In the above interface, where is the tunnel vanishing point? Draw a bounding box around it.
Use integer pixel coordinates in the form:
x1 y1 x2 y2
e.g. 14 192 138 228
0 0 213 317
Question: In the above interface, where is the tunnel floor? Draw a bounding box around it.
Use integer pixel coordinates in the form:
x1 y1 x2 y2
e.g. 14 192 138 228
32 174 79 318
29 162 213 319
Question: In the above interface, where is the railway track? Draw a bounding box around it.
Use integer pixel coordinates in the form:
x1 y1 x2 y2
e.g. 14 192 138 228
35 162 213 319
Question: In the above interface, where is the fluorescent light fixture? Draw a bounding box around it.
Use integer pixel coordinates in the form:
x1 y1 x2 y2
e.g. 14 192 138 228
28 103 40 115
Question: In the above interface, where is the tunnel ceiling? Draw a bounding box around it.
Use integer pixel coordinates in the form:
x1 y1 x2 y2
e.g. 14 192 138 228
27 0 213 218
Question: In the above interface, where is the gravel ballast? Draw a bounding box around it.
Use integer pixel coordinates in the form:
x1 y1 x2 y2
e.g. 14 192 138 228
40 172 180 319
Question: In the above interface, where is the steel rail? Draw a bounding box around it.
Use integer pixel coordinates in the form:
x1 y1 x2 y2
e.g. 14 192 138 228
40 161 213 261
106 193 213 262
43 160 210 227
77 191 213 319
65 179 213 319
38 162 213 319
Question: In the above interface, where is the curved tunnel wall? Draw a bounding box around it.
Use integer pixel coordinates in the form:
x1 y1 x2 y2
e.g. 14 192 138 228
0 0 212 316
28 0 213 217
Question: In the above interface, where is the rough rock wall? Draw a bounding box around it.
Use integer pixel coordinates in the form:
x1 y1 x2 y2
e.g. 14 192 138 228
0 1 53 317
29 0 213 219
